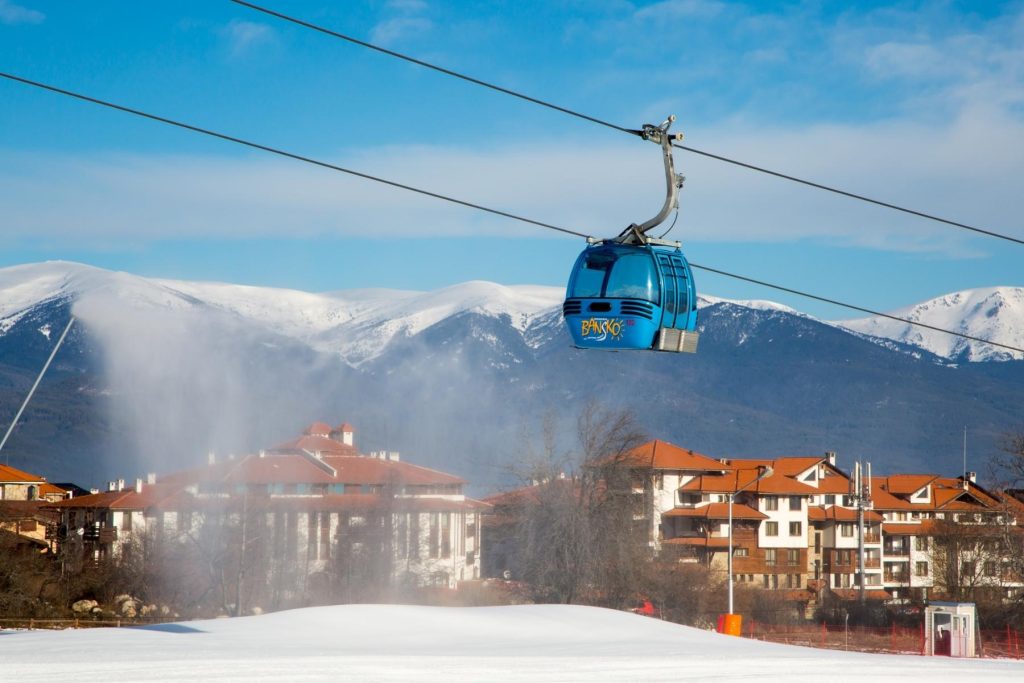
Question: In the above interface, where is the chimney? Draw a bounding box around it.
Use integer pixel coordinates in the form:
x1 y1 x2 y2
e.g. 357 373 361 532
117 478 125 491
337 423 355 447
968 471 977 484
147 472 156 485
90 488 99 495
825 451 837 467
259 449 267 459
389 451 400 462
208 451 216 465
107 481 116 492
135 478 143 494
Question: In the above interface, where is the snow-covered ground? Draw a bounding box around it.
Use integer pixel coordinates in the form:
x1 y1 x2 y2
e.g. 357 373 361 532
1 604 1020 682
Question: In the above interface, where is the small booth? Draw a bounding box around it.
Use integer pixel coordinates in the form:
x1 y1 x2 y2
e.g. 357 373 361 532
924 602 977 658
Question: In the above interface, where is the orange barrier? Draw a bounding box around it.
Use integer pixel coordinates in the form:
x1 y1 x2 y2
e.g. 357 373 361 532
717 613 743 636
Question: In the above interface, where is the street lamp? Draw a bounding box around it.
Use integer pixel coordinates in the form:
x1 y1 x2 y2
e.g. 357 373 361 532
728 465 773 616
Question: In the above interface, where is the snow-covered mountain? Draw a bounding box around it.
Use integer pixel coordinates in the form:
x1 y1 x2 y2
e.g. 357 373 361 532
2 261 1022 490
834 287 1024 362
7 261 1018 364
0 262 564 367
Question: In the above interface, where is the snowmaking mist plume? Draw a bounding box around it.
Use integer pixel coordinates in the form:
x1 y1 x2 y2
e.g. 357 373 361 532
71 288 346 477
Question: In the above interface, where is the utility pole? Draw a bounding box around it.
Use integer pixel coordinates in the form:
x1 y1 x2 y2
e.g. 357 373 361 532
850 461 873 605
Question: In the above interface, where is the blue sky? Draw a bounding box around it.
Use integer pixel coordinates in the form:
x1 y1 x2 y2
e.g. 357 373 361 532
1 0 1022 318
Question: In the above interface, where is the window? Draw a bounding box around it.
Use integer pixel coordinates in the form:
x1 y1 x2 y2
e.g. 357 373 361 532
804 469 817 482
789 521 802 537
788 549 799 566
824 494 836 505
765 549 777 566
570 246 660 303
441 512 451 559
962 561 976 577
984 561 996 577
771 574 779 589
841 523 854 537
789 496 802 511
915 536 929 551
765 521 778 537
409 513 421 560
764 496 778 511
121 511 132 532
896 511 908 521
733 547 749 557
842 495 853 507
429 513 440 559
763 574 770 588
915 561 928 577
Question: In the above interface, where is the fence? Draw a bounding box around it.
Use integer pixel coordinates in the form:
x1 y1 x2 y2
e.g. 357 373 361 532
0 616 179 631
742 620 1024 659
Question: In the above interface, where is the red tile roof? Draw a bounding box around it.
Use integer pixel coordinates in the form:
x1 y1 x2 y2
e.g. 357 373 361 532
0 500 60 523
305 422 333 436
662 503 767 520
46 484 187 511
617 441 734 472
882 521 938 536
0 464 46 483
871 475 1003 513
881 474 938 496
274 434 359 456
731 456 823 478
679 468 819 495
808 506 883 523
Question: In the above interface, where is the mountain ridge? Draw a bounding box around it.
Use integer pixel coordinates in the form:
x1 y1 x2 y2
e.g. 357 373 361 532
1 261 1021 492
4 261 1020 364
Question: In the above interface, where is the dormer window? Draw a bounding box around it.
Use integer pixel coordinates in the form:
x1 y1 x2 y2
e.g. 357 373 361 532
913 488 928 500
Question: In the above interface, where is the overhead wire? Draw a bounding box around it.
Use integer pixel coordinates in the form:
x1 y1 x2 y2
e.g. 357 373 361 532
1 71 1021 356
229 0 1024 248
0 73 584 240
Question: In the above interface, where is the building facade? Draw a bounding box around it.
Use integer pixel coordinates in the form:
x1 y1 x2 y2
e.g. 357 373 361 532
49 422 487 593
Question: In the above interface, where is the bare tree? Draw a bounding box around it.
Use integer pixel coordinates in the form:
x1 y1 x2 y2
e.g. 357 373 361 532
509 403 647 605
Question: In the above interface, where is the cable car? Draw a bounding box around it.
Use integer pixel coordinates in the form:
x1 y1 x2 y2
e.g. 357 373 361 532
563 116 700 353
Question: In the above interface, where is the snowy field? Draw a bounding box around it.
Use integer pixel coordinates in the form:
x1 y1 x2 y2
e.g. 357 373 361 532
1 604 1021 682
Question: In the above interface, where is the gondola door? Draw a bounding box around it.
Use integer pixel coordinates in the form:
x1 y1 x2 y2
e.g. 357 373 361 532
656 252 678 330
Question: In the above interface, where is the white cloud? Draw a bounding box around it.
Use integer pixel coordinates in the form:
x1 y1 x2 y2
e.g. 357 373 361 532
220 19 276 58
633 0 725 21
1 108 1020 253
370 16 432 46
0 0 43 25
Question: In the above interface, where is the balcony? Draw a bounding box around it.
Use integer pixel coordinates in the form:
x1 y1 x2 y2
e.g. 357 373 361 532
883 544 910 557
865 558 881 569
863 532 880 544
884 572 908 583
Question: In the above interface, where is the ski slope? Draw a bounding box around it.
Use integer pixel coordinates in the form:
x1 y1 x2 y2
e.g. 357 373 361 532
0 604 1019 682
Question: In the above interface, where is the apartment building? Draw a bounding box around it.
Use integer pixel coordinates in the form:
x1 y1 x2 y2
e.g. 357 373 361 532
48 421 487 589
